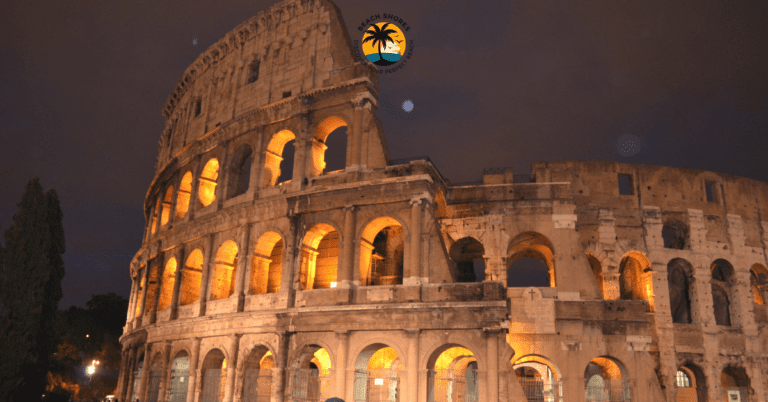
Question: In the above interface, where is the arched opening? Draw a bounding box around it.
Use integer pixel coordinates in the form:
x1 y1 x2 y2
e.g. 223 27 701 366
506 232 555 288
511 355 562 402
587 254 604 299
250 232 284 295
710 259 733 326
198 158 220 207
200 349 227 402
584 357 631 402
131 354 144 401
312 116 348 176
161 185 174 227
300 224 339 289
288 345 333 401
354 344 402 402
157 257 177 311
662 219 689 250
241 346 273 402
426 345 478 402
668 258 693 324
227 144 253 199
150 196 161 235
678 364 707 402
263 130 296 187
144 262 161 315
750 264 767 305
135 270 145 318
168 351 190 402
450 237 486 283
180 249 203 306
361 217 405 286
721 366 750 402
145 353 164 402
175 171 193 220
210 241 239 301
619 252 650 301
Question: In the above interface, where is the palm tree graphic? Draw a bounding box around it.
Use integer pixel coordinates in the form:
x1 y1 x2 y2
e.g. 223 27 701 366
363 23 398 65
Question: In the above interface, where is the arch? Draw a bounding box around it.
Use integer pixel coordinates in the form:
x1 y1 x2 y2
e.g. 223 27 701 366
750 264 768 305
360 217 405 286
300 224 340 290
168 350 190 402
180 249 203 306
425 344 479 402
450 237 486 283
619 251 651 301
721 366 750 401
150 196 161 235
288 344 333 401
200 348 227 402
250 231 284 294
507 232 555 287
584 356 631 402
145 352 164 402
226 144 253 199
199 158 220 207
161 185 174 227
263 130 296 187
157 257 177 311
240 345 273 402
662 219 689 250
175 171 193 220
144 262 161 314
210 240 239 300
667 258 693 324
710 259 734 326
353 343 403 402
311 116 348 177
511 355 562 402
586 253 604 299
678 363 707 402
135 270 146 317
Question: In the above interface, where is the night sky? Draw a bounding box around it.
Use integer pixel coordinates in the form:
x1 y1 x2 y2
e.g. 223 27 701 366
1 0 766 308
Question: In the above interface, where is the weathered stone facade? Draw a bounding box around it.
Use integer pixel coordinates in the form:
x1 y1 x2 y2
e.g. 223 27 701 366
117 1 768 401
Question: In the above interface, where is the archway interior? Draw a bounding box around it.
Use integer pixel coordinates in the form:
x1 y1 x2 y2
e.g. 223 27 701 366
135 272 145 318
587 254 604 299
675 366 697 402
210 241 238 300
662 219 689 250
428 346 478 402
161 185 174 227
354 344 401 402
619 252 650 301
584 357 629 402
511 355 561 402
180 249 203 306
290 346 332 401
360 217 404 286
251 231 284 294
721 366 750 401
711 259 734 326
750 264 768 305
300 224 339 289
312 117 347 176
201 349 227 402
667 258 693 324
169 351 190 402
175 171 193 220
242 347 273 402
264 130 295 187
145 262 161 314
507 232 555 288
450 237 485 283
198 158 219 207
227 144 253 199
158 257 177 311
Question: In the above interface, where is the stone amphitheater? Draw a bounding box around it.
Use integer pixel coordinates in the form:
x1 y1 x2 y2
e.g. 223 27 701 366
115 0 768 401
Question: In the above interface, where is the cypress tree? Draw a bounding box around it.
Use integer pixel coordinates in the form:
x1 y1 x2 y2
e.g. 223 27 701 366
0 178 66 402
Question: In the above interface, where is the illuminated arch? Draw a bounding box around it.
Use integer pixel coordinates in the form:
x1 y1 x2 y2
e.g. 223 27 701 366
150 196 161 235
157 257 177 311
250 231 284 294
240 345 274 402
263 130 296 187
288 344 333 401
311 116 348 177
300 224 339 289
511 355 562 402
135 269 146 317
198 158 219 207
584 356 631 402
168 350 191 402
180 249 203 306
507 232 555 287
586 253 604 299
161 185 174 227
360 217 405 286
175 171 193 220
618 251 651 301
210 241 238 301
354 343 402 402
426 344 479 402
200 348 227 402
144 262 161 314
750 264 768 305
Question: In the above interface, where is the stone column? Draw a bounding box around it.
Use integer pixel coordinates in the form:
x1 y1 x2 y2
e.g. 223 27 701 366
126 276 139 330
170 248 186 320
646 262 677 402
357 103 372 167
188 155 203 220
136 266 151 328
603 273 621 300
406 198 424 285
158 342 173 402
234 225 251 312
348 103 364 168
150 254 166 325
215 142 230 210
272 332 291 402
339 206 356 288
335 331 350 399
124 346 138 402
282 225 298 308
187 338 202 402
223 334 241 402
168 176 181 226
485 329 501 402
292 118 310 188
198 235 216 317
405 329 420 402
115 346 130 401
138 343 152 402
734 270 758 336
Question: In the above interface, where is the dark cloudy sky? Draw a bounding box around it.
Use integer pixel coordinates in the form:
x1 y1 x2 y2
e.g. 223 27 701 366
1 0 766 308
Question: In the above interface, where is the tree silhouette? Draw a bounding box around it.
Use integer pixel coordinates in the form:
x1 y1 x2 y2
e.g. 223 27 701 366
363 23 398 65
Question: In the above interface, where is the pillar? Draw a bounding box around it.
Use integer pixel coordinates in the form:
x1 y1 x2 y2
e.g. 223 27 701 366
124 346 138 402
485 329 501 402
187 338 202 402
406 329 420 402
224 334 241 402
136 266 151 327
272 332 291 402
339 206 356 288
198 235 215 317
126 276 139 331
158 342 173 402
335 331 350 399
348 103 364 168
115 346 130 401
188 155 203 220
138 343 152 402
282 227 297 308
215 142 230 210
234 226 251 312
170 248 185 320
150 254 166 325
407 198 424 284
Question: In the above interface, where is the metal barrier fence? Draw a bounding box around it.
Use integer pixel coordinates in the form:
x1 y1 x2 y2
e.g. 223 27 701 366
585 379 632 402
353 368 401 402
168 369 189 402
243 368 272 402
288 368 332 402
145 371 162 402
427 369 479 402
517 378 562 402
200 368 225 402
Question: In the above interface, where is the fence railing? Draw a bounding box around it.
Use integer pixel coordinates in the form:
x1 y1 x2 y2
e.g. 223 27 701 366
354 368 401 402
427 369 479 402
517 378 562 402
585 379 632 402
288 368 332 402
243 368 272 402
168 369 189 402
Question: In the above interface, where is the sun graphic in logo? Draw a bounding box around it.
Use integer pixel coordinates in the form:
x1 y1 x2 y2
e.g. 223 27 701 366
362 22 406 66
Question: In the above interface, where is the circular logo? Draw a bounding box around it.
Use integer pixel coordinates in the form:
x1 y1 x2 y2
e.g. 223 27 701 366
362 22 406 66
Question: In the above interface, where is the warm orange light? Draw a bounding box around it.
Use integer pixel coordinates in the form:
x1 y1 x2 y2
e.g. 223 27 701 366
180 249 203 306
367 347 399 370
198 159 219 207
311 348 332 371
157 257 177 311
161 186 173 226
175 172 193 220
210 241 238 300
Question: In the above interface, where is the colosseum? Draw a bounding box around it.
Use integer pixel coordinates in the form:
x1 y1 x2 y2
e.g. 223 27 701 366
115 0 768 401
